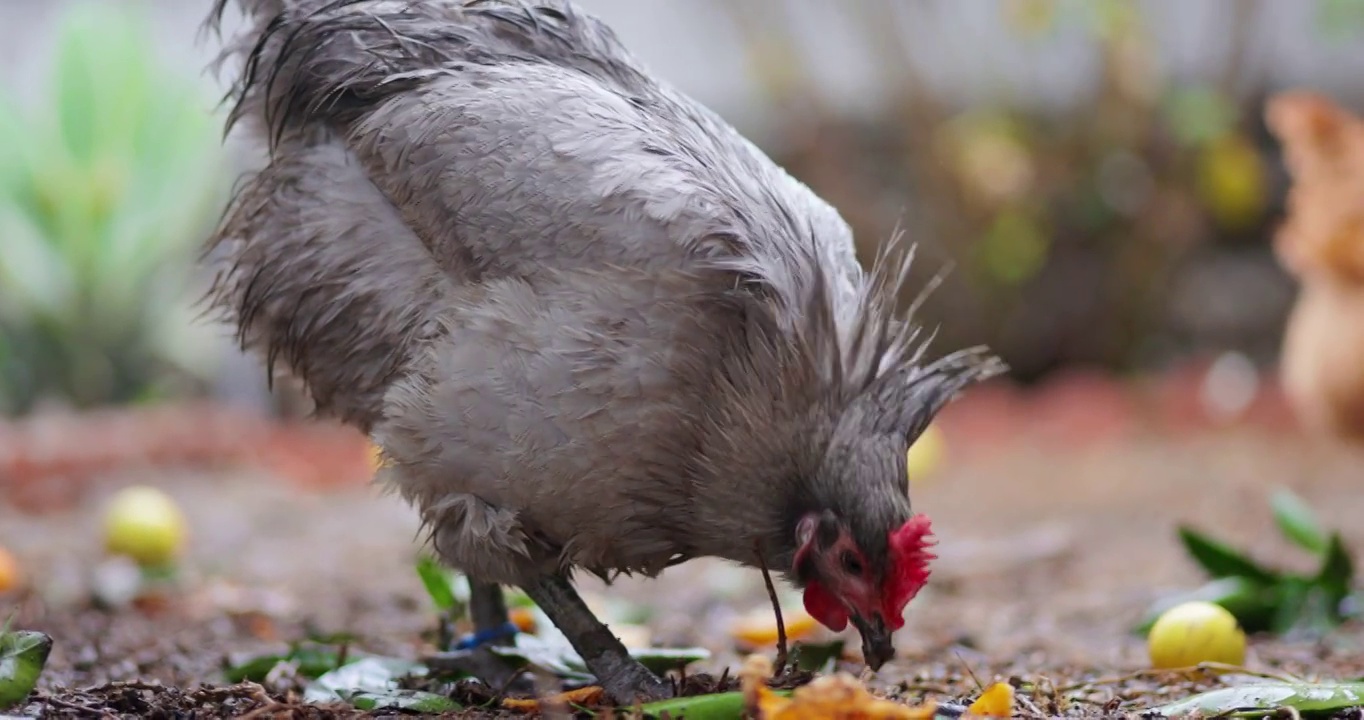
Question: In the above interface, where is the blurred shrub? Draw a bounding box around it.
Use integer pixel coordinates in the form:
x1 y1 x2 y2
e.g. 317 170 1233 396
724 0 1348 380
0 2 227 415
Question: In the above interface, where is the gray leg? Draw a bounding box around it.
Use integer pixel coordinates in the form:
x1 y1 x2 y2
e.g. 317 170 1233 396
469 579 510 634
522 574 674 704
425 577 527 691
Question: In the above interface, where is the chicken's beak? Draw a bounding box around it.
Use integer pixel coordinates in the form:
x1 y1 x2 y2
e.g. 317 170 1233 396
851 614 895 671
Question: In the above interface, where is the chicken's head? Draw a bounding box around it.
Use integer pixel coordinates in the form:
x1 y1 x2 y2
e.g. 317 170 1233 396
792 508 935 670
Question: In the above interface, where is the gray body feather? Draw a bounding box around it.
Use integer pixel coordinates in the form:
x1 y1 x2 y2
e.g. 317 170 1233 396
204 0 1002 587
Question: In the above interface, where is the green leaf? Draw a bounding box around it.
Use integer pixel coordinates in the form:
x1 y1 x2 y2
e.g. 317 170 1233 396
790 640 846 673
1271 489 1329 555
488 634 708 682
504 587 538 610
1268 578 1344 638
1151 681 1364 718
631 647 712 676
0 630 52 709
489 635 593 682
638 690 773 719
1177 526 1280 583
1134 577 1279 635
1314 532 1355 600
222 642 356 684
414 555 459 612
348 690 461 713
302 656 427 705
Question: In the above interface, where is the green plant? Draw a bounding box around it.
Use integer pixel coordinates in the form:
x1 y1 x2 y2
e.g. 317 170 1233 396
0 619 51 710
1137 488 1358 637
1153 681 1364 718
0 1 227 415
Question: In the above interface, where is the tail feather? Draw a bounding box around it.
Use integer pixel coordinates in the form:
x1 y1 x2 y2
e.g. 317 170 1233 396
207 0 647 149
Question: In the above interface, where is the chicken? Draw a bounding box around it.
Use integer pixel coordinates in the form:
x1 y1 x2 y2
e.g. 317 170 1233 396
1266 92 1364 441
202 0 1003 703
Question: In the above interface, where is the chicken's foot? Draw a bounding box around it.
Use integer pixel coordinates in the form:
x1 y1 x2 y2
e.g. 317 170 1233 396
522 574 674 704
424 579 531 693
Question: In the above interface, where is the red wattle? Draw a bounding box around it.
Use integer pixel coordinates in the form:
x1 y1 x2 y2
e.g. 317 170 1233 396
803 579 849 631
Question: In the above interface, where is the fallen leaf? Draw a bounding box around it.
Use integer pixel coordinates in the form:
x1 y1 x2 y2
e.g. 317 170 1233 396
0 630 51 709
0 547 20 594
490 633 709 681
349 690 461 713
1151 681 1364 718
640 691 756 719
223 642 355 684
302 656 425 704
791 640 846 672
502 685 605 712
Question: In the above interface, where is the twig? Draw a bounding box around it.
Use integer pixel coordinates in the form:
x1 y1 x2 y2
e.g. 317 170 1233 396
754 541 789 673
236 698 298 720
1015 691 1047 718
952 650 985 693
39 694 106 715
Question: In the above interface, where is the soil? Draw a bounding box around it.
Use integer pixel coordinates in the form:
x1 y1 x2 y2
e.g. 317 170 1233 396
3 382 1364 718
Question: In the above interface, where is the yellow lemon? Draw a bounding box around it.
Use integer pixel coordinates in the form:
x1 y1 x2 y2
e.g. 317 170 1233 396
103 486 187 568
1148 601 1246 669
0 545 20 593
907 425 946 483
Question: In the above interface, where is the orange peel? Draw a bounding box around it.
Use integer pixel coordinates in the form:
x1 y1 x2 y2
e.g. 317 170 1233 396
0 545 19 593
501 685 605 712
966 682 1015 718
731 610 819 648
741 654 938 719
509 607 538 633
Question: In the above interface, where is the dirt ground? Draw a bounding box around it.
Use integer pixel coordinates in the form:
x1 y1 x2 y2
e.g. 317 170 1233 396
3 399 1364 717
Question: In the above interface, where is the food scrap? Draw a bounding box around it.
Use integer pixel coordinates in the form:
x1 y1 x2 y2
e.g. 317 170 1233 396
501 685 605 713
732 610 820 649
0 546 19 594
966 682 1015 718
741 654 937 719
509 606 538 634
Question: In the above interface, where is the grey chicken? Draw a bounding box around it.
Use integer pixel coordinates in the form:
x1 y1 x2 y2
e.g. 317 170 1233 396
203 0 1003 703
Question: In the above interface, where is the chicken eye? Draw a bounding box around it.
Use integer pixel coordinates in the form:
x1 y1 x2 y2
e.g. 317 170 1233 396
841 552 864 576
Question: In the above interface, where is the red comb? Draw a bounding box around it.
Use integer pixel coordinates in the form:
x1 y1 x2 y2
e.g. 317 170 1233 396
881 514 936 630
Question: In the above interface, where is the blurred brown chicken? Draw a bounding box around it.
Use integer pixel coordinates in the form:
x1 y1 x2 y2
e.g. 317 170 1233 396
1267 92 1364 441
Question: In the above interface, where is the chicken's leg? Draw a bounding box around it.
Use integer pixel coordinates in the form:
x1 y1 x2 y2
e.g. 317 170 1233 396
522 574 674 703
467 579 514 642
